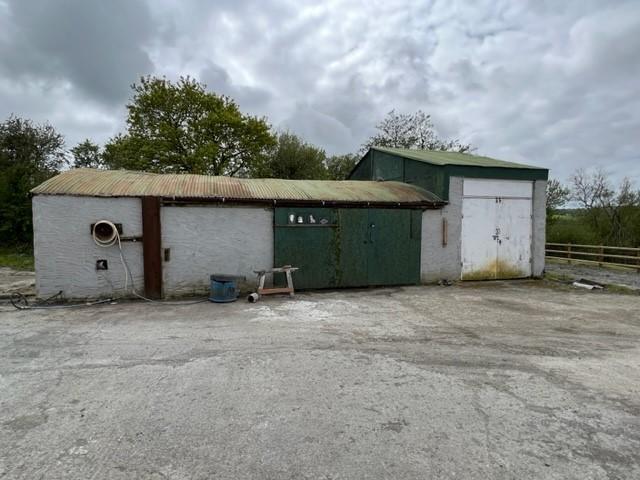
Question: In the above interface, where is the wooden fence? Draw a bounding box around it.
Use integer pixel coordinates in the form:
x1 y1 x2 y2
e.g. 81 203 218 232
546 243 640 272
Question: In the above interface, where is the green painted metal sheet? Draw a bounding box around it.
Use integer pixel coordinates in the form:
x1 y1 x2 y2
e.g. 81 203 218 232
445 164 547 181
348 152 372 180
274 208 340 289
367 209 421 286
274 207 421 289
403 156 448 201
372 150 403 182
335 209 369 287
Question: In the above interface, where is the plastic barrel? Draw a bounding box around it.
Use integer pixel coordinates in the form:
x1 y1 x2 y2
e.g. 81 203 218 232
209 275 239 303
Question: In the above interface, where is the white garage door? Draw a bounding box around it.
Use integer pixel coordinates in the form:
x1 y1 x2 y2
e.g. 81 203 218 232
461 179 533 280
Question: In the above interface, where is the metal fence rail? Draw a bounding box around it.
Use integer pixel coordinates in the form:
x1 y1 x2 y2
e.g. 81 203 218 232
546 242 640 272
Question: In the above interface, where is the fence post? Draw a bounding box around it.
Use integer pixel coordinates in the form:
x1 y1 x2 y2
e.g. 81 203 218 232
637 247 640 273
598 245 604 266
567 243 572 264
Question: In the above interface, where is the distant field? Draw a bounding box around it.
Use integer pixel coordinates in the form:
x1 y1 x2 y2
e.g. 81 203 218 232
0 246 34 271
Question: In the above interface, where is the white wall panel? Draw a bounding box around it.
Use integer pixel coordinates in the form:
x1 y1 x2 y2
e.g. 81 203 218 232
461 198 499 279
496 198 532 277
463 178 533 198
161 205 273 296
33 196 143 299
421 177 463 282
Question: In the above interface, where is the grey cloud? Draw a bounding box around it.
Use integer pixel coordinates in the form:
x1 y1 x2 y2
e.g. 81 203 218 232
0 0 639 183
280 103 355 155
0 0 154 103
200 63 272 115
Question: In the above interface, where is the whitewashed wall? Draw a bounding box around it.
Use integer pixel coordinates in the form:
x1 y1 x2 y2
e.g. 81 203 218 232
420 177 463 283
161 205 273 296
32 196 144 299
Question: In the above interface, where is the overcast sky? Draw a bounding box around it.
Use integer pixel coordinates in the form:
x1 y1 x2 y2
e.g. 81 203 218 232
1 0 638 182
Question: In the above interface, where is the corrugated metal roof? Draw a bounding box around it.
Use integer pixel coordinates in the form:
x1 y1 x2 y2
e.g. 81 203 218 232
31 168 444 206
372 146 547 170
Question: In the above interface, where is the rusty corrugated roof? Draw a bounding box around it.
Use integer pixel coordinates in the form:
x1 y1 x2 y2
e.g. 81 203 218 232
31 169 444 207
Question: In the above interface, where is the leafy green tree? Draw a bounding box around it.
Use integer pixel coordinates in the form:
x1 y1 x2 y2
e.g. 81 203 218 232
71 139 103 168
326 153 358 180
546 178 570 225
253 131 328 180
103 76 276 176
362 109 472 153
0 116 66 245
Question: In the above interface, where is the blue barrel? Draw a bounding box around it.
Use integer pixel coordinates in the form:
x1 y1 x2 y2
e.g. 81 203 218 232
209 275 240 303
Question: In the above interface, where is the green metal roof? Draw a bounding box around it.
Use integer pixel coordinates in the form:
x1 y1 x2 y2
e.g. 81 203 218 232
371 146 546 170
32 168 445 207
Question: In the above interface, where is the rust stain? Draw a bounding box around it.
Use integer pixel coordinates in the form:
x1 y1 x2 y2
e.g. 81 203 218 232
462 259 528 281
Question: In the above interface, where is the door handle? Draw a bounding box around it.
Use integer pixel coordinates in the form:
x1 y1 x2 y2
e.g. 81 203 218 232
369 223 375 243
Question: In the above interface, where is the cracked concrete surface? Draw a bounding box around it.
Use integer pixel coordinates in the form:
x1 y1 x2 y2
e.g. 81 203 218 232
1 281 639 479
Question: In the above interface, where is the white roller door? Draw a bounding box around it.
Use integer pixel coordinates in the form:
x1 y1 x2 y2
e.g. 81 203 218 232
461 179 533 280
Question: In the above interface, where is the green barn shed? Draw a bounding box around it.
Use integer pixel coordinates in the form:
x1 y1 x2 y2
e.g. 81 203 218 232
349 147 549 281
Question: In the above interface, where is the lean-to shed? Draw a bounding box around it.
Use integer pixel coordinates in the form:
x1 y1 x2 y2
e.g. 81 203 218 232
31 168 444 299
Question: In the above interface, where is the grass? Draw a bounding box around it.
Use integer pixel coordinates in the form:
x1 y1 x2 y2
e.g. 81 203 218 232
0 245 34 271
544 270 574 283
604 284 638 295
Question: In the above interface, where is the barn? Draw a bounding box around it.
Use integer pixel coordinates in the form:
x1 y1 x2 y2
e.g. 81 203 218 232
349 147 549 282
30 147 548 300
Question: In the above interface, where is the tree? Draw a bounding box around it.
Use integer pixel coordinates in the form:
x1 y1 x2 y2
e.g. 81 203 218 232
0 116 66 245
71 139 103 168
361 109 472 153
546 178 570 224
570 168 640 245
103 76 276 176
326 153 358 180
253 131 328 180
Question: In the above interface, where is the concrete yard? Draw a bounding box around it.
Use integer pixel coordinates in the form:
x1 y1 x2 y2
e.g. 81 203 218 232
1 282 639 479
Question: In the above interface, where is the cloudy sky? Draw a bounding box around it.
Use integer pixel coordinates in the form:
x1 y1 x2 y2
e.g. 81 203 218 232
0 0 638 182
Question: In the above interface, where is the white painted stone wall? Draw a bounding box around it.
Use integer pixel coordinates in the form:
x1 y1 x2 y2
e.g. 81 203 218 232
32 196 144 299
161 205 273 296
531 179 547 277
420 177 463 282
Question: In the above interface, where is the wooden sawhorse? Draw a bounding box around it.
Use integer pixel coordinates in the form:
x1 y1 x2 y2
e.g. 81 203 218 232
249 265 299 302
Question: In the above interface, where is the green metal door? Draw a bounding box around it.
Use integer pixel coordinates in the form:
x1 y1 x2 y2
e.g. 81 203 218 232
274 207 421 289
366 209 421 286
335 209 369 287
274 208 340 290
